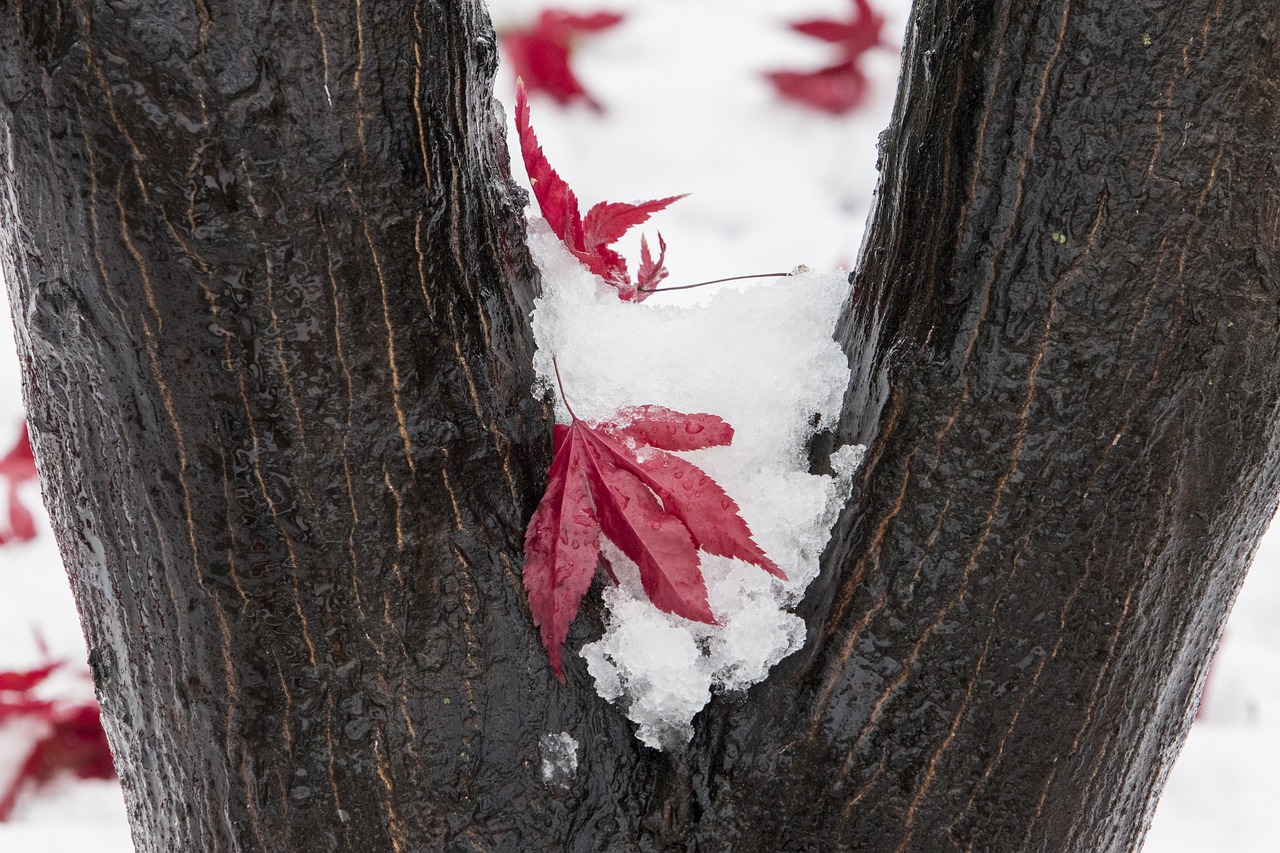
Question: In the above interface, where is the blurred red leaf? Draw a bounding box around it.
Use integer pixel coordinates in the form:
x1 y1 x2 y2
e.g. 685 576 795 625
766 63 872 115
791 0 884 61
0 424 35 480
500 8 624 109
0 423 38 546
0 663 59 695
767 0 887 115
0 662 114 821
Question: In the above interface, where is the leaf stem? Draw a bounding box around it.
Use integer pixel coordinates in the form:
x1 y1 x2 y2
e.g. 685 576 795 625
551 355 580 422
636 272 791 294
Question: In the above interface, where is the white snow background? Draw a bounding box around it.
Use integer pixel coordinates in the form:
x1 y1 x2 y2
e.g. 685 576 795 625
0 0 1275 848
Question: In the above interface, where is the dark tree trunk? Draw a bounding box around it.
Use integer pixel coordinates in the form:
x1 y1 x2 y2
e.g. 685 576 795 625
1 1 1277 852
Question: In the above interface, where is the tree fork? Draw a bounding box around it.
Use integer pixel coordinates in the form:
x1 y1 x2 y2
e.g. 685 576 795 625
1 2 1277 853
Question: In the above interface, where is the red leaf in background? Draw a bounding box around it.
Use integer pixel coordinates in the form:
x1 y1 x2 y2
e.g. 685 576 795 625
767 0 887 115
0 424 35 480
0 423 38 546
0 663 59 695
766 64 872 115
514 81 685 300
791 0 884 61
0 662 115 821
18 704 115 784
522 378 782 677
499 8 624 109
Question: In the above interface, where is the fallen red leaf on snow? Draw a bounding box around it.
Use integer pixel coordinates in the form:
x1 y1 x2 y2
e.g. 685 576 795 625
0 662 115 821
515 81 685 300
523 375 782 678
0 423 39 546
767 0 887 114
500 9 624 110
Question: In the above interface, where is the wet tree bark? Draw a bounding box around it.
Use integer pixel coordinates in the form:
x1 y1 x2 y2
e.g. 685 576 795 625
1 1 1277 852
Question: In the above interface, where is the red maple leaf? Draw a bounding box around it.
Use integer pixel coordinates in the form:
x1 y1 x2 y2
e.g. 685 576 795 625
500 9 624 110
523 372 783 678
0 423 39 545
791 0 885 62
0 662 115 821
514 81 685 300
767 64 872 115
766 0 887 114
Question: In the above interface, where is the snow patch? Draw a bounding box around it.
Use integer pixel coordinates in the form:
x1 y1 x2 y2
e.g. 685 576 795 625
528 223 863 749
539 732 579 787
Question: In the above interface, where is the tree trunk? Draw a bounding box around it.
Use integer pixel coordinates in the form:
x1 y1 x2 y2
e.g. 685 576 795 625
1 1 1277 852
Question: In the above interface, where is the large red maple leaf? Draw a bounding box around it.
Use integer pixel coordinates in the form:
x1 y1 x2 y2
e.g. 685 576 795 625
766 0 887 115
0 662 115 821
523 376 783 678
500 9 624 110
515 81 685 300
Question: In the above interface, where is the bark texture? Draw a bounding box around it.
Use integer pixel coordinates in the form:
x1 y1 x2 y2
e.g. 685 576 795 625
0 1 562 850
1 1 1277 852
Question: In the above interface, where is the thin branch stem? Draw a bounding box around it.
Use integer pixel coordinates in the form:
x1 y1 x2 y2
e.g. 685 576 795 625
551 355 579 422
637 272 791 294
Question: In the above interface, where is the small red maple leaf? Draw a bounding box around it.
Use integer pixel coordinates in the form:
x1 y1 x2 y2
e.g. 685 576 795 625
0 663 60 696
500 9 624 110
523 368 783 678
0 423 39 545
767 64 872 116
766 0 887 115
0 662 115 821
514 81 686 300
791 0 885 62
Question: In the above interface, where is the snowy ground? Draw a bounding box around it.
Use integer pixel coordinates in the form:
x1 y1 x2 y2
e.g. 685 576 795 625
0 1 1275 849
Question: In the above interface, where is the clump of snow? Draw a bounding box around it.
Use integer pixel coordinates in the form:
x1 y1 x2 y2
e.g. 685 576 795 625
538 732 579 787
528 223 863 750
